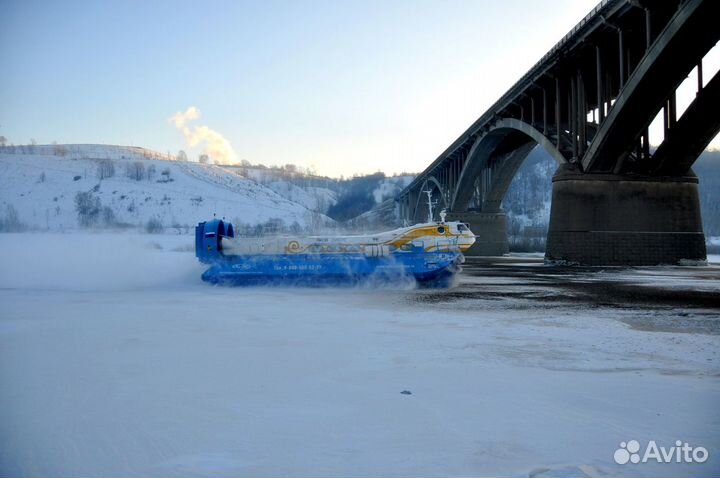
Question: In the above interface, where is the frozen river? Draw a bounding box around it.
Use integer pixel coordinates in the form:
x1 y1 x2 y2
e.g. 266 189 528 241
1 233 719 477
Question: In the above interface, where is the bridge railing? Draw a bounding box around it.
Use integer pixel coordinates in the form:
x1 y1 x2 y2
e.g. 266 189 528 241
474 0 616 135
536 0 613 71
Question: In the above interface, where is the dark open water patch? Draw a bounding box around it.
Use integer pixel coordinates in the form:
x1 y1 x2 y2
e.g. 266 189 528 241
411 256 720 335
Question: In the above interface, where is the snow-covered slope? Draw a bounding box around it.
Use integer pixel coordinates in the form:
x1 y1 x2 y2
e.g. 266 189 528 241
226 166 339 212
372 175 414 204
261 180 337 213
0 149 331 232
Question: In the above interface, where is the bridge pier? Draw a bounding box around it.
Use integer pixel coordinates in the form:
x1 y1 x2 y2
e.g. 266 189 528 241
546 166 706 265
447 211 509 256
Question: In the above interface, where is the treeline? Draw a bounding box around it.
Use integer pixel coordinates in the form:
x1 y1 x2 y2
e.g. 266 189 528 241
501 147 554 251
326 173 387 221
694 150 720 238
0 142 181 161
94 159 174 183
230 160 415 194
500 147 720 251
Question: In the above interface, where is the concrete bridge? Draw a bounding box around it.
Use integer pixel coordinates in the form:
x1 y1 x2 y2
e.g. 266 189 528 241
397 0 719 265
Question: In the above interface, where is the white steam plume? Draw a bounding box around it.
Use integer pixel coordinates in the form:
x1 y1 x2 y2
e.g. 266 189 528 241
169 106 237 164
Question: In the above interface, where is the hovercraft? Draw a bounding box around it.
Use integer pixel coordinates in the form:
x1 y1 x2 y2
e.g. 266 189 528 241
195 217 474 287
195 194 475 287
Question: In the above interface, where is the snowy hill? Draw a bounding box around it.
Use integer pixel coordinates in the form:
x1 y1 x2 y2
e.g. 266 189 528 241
223 164 414 222
222 165 339 213
0 146 332 233
2 143 176 161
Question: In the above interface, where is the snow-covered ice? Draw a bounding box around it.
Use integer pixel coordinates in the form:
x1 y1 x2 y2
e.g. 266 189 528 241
0 233 718 477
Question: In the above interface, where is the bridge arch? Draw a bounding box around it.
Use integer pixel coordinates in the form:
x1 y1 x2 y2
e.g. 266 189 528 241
410 175 448 222
451 118 566 212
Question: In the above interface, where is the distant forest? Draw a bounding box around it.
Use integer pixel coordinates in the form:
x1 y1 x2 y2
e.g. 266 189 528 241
501 148 720 250
325 148 720 248
693 150 720 238
326 173 387 222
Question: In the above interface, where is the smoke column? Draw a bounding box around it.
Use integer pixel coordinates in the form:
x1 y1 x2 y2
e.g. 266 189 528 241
169 106 237 164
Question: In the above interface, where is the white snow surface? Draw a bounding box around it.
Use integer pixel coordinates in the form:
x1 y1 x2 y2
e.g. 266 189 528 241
0 151 329 231
0 233 719 477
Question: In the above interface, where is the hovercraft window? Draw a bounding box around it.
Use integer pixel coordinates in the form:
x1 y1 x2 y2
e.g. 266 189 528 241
457 224 466 232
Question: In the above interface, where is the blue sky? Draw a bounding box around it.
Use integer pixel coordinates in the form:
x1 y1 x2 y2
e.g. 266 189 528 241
1 0 717 177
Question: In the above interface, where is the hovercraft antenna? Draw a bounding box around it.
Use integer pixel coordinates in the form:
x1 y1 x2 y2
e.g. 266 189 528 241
423 189 438 223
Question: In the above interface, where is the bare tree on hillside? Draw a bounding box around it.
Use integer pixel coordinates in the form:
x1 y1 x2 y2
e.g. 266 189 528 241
97 159 115 180
0 204 25 232
54 144 68 156
75 192 101 227
102 206 117 226
126 161 146 181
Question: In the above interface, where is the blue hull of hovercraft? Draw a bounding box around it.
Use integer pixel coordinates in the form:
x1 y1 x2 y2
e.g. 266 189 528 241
195 219 463 287
200 252 460 287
